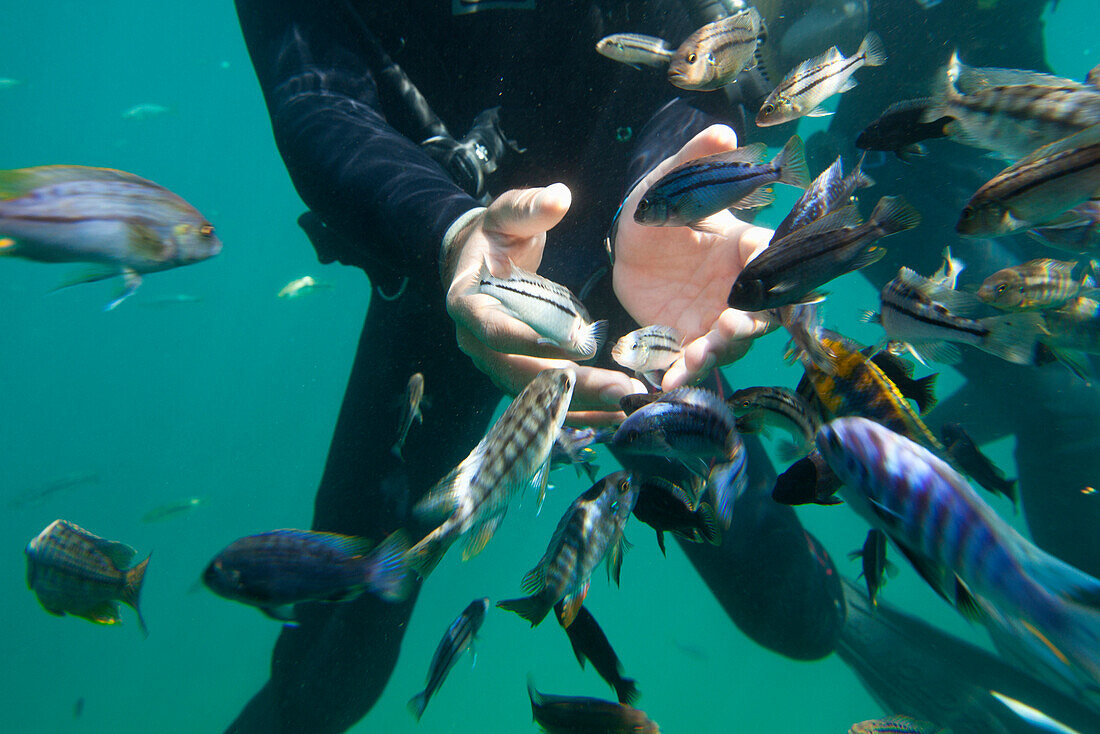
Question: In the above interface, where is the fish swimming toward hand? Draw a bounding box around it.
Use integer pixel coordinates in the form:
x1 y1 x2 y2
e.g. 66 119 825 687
392 372 425 460
203 528 412 622
408 597 489 721
595 33 675 69
551 426 610 482
560 605 640 705
611 325 683 385
856 98 951 161
0 166 222 309
728 385 821 460
527 679 660 734
25 519 149 635
630 473 717 554
771 154 874 243
668 8 765 91
611 387 742 471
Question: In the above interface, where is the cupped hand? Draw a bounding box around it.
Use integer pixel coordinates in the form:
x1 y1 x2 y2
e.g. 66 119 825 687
612 125 778 389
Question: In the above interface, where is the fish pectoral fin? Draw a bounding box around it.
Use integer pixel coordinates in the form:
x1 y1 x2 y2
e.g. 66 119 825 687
128 223 173 261
687 216 727 236
557 584 589 629
533 460 551 514
260 605 298 624
805 106 834 118
954 576 985 621
77 600 123 626
104 269 143 311
462 513 504 561
607 535 628 587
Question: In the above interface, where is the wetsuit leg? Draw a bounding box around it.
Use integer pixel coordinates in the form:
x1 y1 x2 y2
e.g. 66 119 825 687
225 278 500 734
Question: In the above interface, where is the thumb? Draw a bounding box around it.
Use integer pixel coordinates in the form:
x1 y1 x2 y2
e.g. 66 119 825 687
483 183 572 240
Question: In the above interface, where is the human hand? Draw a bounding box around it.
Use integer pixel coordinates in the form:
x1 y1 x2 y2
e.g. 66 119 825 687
444 184 646 424
612 125 778 389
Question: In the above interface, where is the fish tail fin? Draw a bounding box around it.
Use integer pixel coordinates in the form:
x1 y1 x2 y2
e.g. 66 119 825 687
921 52 960 123
407 691 429 721
696 501 721 545
978 312 1046 365
774 135 810 189
911 373 939 414
857 31 888 67
616 678 641 706
1016 555 1100 684
405 525 456 579
869 196 921 236
850 152 875 191
496 595 551 627
123 553 151 638
367 530 414 602
390 442 404 461
576 319 608 361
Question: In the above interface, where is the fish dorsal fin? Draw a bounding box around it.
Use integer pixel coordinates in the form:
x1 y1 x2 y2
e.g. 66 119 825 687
1016 122 1100 168
301 530 375 557
775 204 863 246
957 65 1083 93
462 513 504 561
92 538 136 570
0 166 162 200
894 267 986 317
717 142 768 164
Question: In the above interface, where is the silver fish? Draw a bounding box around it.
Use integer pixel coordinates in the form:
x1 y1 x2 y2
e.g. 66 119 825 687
7 469 100 509
611 325 683 384
140 497 205 523
771 154 874 243
408 597 489 721
25 519 149 635
595 33 674 68
392 373 425 460
1029 201 1100 254
478 259 606 360
668 8 765 91
757 32 887 126
0 166 222 309
978 258 1096 312
407 368 576 576
277 275 331 298
121 103 171 120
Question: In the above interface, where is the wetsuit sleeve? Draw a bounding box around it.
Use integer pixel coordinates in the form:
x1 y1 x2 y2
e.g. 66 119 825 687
234 0 481 281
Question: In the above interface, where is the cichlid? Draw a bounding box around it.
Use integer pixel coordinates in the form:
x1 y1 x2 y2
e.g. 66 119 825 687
595 33 674 68
25 519 149 635
770 154 874 244
668 8 765 91
849 714 948 734
203 529 412 622
940 423 1018 507
0 166 221 309
140 496 204 523
527 679 660 734
7 469 100 509
560 605 639 705
408 597 489 721
856 98 951 161
630 474 718 555
407 368 576 576
478 258 607 360
848 528 896 607
1035 296 1100 378
728 385 821 460
497 472 637 628
1029 201 1100 254
729 196 920 311
771 448 842 506
978 258 1097 311
277 275 331 298
392 372 425 460
633 136 809 228
551 426 610 483
756 32 887 126
611 325 683 385
611 387 742 469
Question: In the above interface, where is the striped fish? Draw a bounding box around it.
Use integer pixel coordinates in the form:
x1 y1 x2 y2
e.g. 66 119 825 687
611 387 742 467
497 472 637 628
849 714 947 733
756 32 887 126
728 385 820 460
958 123 1100 237
478 259 607 360
407 368 576 576
633 135 809 228
25 519 149 635
819 417 1100 701
392 372 425 460
407 598 489 721
595 33 674 68
978 258 1097 311
611 325 683 385
527 679 660 734
771 154 874 244
668 8 764 91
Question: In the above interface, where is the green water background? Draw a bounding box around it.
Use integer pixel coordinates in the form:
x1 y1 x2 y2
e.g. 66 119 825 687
0 1 1095 731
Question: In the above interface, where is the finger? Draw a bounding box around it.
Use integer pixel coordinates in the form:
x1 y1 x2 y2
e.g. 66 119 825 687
662 309 776 389
566 410 627 428
739 224 775 266
666 124 740 168
455 319 569 364
483 183 572 241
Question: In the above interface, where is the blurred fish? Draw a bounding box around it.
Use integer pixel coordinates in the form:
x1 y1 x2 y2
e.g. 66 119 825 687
73 697 84 718
772 449 842 506
1035 297 1100 377
848 528 896 606
6 469 100 509
630 474 717 554
0 78 21 89
611 387 742 470
1029 202 1100 254
0 166 221 309
988 691 1087 734
978 258 1097 312
757 32 887 126
392 372 425 460
611 325 683 385
551 427 610 482
940 423 1018 507
728 385 821 460
203 528 411 622
25 519 149 635
478 259 607 360
855 98 951 161
138 293 203 308
704 445 749 531
771 154 874 243
407 368 576 576
121 103 171 120
668 8 765 91
633 136 809 228
849 714 947 733
498 472 636 627
595 34 674 68
819 417 1100 700
559 605 639 705
140 496 204 523
527 679 660 734
957 123 1100 237
729 196 920 311
277 275 331 298
408 597 489 721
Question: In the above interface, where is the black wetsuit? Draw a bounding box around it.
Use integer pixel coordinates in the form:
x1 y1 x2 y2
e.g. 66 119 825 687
230 2 844 732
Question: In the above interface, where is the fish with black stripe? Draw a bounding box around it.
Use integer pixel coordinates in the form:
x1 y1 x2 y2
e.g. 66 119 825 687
408 598 489 721
771 153 874 244
595 33 674 69
668 8 765 92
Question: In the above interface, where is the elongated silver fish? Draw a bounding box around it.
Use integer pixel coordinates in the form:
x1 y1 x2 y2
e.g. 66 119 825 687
478 259 606 360
408 597 489 721
958 123 1100 237
757 32 887 126
407 368 576 576
0 166 222 309
26 519 149 635
595 33 674 68
497 472 637 628
849 714 947 734
978 258 1096 311
392 372 425 460
611 325 683 384
634 136 809 227
728 385 820 460
7 469 100 509
668 8 765 91
771 154 874 243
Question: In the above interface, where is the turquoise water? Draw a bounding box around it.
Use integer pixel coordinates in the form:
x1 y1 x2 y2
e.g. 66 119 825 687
1 1 1096 732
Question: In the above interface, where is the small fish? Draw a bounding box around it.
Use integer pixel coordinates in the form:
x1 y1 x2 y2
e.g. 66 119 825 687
527 679 660 734
478 259 607 360
203 528 412 622
140 496 204 523
940 423 1018 507
392 373 425 460
560 605 639 705
0 77 22 89
855 98 951 161
668 8 765 91
611 387 742 469
73 697 84 718
138 293 203 307
121 103 171 120
277 275 331 298
0 166 222 309
1035 296 1100 377
863 349 938 415
497 472 637 628
25 519 149 635
770 154 874 243
756 32 887 126
595 33 675 68
957 123 1100 237
848 528 896 606
978 258 1097 311
849 714 947 734
771 449 842 506
408 597 489 721
728 385 820 460
407 368 576 576
630 474 717 554
611 325 683 385
1029 201 1100 254
6 469 100 509
728 196 921 311
551 427 610 482
633 136 810 228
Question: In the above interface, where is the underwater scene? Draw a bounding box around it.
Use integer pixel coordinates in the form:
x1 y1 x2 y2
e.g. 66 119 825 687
4 0 1100 732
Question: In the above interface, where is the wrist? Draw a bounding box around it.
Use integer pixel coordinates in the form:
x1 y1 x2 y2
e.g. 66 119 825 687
440 206 487 285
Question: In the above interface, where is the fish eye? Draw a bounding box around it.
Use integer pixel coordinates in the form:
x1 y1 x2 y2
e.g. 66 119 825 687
200 224 215 237
687 53 697 64
637 199 650 212
960 207 974 220
761 104 774 114
996 284 1007 295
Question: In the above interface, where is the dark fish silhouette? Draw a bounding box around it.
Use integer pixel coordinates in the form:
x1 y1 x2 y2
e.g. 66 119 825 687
558 605 639 705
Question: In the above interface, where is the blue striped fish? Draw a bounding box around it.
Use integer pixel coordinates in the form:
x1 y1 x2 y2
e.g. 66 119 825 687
771 154 873 243
408 598 489 720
